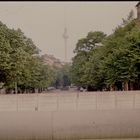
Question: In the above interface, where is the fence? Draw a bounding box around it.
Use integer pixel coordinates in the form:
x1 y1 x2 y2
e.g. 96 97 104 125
0 90 140 111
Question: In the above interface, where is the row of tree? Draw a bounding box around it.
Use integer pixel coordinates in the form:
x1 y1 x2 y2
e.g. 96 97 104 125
71 11 140 91
0 21 56 93
52 63 71 89
1 11 139 93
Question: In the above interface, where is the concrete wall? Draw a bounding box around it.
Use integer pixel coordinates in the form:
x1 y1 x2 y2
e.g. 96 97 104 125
0 91 140 139
0 91 139 111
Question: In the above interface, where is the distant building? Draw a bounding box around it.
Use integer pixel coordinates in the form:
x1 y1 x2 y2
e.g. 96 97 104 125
135 1 140 27
41 54 66 68
136 2 140 18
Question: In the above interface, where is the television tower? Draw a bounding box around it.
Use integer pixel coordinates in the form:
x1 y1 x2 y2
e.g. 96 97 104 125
63 6 69 62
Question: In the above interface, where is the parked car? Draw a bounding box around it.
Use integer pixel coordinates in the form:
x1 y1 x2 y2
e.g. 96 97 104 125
80 87 84 92
47 87 55 91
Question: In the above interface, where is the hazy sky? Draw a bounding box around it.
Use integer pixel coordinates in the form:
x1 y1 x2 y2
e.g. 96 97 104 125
0 2 138 62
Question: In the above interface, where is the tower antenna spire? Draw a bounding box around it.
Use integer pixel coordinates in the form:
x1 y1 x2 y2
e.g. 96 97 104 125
63 5 69 62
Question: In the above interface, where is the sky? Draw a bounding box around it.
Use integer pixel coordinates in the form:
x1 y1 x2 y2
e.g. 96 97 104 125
0 1 138 62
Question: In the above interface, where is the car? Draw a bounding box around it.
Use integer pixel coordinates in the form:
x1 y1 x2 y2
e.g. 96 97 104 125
80 87 84 92
47 87 55 91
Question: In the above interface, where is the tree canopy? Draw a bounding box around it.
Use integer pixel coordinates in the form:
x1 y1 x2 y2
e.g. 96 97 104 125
71 11 140 91
0 21 56 93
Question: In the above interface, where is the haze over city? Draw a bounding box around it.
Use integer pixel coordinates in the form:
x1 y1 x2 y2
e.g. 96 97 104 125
0 1 138 62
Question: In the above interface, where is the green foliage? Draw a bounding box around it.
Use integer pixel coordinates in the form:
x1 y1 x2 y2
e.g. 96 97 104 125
0 21 55 93
74 31 106 53
53 63 71 88
71 31 106 89
103 18 140 87
122 10 134 26
71 11 140 91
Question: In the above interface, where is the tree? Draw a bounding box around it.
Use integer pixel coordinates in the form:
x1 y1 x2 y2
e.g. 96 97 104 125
0 21 56 93
102 13 140 90
71 31 106 90
71 11 140 91
53 63 71 89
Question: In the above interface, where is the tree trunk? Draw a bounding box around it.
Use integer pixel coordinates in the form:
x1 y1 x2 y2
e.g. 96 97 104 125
129 82 133 91
110 85 115 91
15 82 17 94
124 81 128 91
